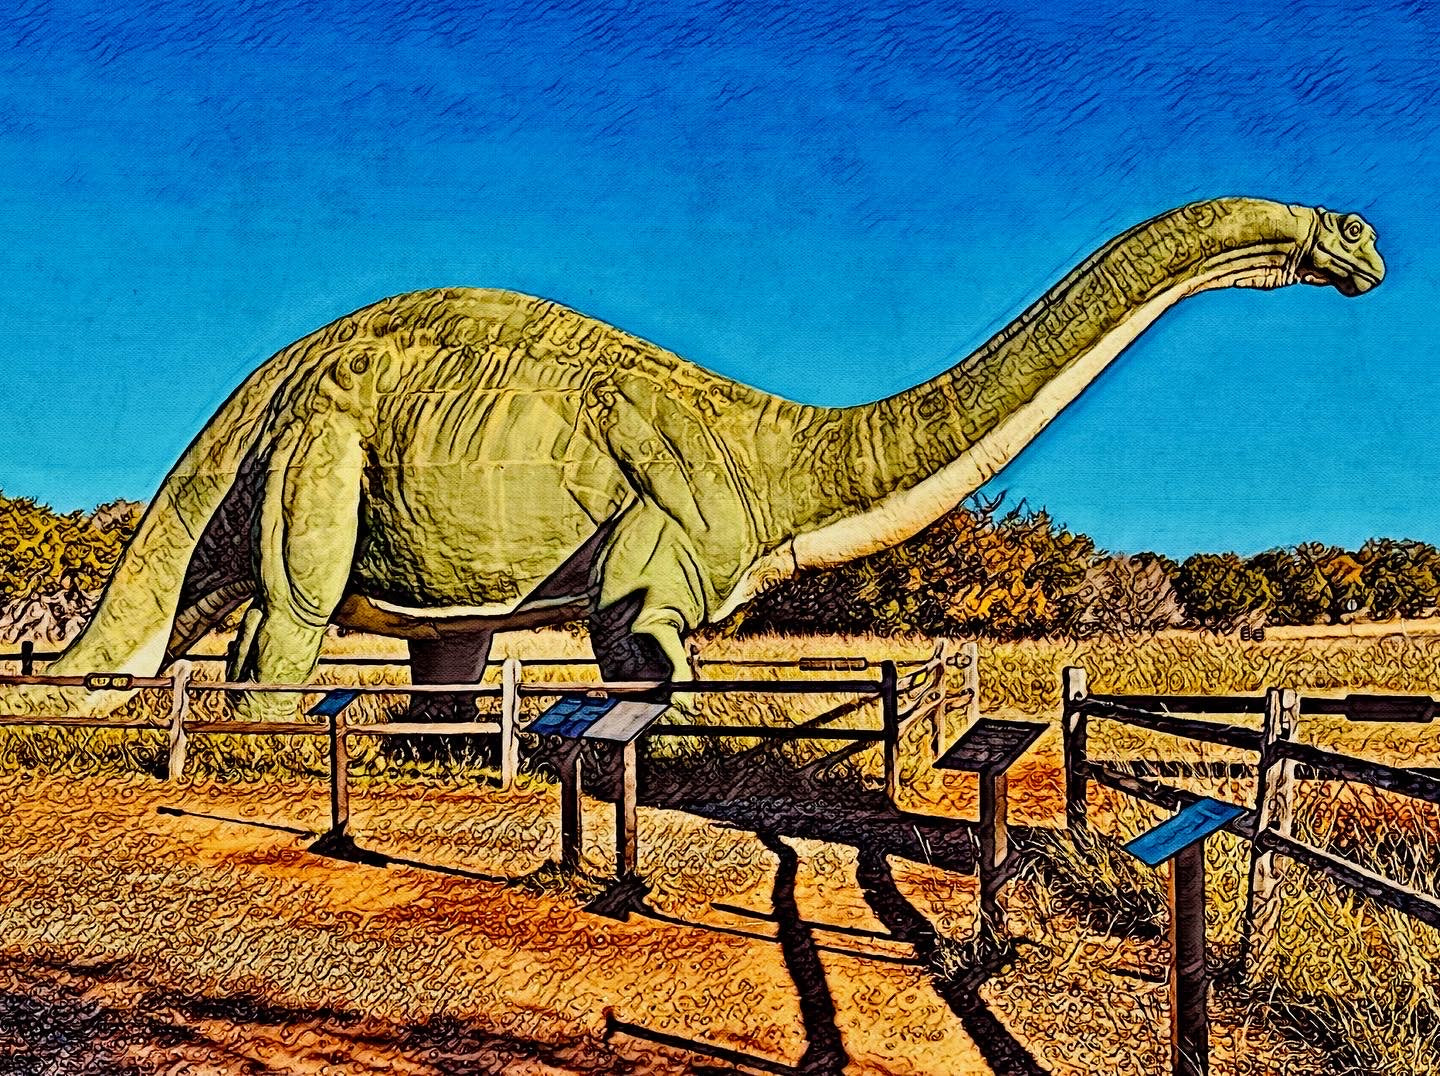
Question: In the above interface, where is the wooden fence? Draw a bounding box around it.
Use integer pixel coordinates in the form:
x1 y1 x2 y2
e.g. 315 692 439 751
1060 666 1440 945
0 640 977 873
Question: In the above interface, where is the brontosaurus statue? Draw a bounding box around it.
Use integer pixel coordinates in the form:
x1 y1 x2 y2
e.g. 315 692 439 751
17 197 1382 716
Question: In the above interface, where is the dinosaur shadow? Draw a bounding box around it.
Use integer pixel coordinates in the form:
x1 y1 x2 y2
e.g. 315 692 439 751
634 750 1050 1075
317 746 1043 1071
855 848 1048 1076
602 830 852 1073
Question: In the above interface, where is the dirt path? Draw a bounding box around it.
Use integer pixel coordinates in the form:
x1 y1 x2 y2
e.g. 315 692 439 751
0 771 992 1074
0 753 1321 1075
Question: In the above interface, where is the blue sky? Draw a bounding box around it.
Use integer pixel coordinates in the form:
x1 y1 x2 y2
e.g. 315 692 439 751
0 1 1436 557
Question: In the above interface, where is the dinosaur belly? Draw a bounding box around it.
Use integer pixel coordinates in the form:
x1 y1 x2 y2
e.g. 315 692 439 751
347 403 633 623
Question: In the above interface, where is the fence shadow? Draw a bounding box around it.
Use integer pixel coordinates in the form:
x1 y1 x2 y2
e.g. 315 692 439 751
0 954 679 1075
854 848 1047 1076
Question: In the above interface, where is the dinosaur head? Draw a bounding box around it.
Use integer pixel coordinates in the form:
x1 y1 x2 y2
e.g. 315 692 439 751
1300 208 1385 296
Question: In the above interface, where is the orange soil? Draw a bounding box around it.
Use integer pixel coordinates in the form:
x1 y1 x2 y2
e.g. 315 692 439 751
0 737 1324 1074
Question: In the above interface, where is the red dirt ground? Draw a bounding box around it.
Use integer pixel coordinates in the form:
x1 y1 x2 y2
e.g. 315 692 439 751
0 723 1336 1075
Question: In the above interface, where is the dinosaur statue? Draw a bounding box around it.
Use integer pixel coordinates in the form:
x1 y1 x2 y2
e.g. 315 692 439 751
13 197 1383 717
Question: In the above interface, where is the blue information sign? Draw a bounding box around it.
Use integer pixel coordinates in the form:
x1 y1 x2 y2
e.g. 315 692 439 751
529 695 670 742
307 689 360 717
1123 797 1248 867
529 695 620 738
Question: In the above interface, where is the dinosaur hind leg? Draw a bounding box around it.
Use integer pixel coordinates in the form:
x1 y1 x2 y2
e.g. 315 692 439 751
406 632 496 727
233 419 364 721
587 523 704 804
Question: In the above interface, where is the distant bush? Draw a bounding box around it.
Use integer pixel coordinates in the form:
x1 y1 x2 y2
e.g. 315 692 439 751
1174 553 1273 631
0 491 141 642
1068 553 1184 637
1359 537 1440 620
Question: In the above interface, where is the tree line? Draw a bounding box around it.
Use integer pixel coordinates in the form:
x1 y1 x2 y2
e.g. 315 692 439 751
737 496 1440 638
3 486 1439 642
0 491 142 642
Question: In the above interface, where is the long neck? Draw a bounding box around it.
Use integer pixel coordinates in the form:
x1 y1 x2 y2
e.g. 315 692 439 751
785 198 1318 568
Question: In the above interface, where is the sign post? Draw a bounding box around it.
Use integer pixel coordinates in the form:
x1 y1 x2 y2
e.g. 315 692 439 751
934 717 1047 920
308 689 360 848
1169 841 1208 1076
1122 796 1245 1076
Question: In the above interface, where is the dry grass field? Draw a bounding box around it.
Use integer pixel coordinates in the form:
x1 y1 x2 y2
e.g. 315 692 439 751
0 627 1437 1073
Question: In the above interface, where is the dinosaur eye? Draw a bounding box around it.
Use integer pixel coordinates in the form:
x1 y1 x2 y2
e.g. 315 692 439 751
1342 216 1365 243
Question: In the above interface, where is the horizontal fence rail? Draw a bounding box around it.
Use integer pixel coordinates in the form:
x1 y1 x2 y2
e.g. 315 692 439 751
0 640 970 801
1078 698 1264 751
1063 667 1440 961
0 643 622 670
0 672 175 690
1253 828 1440 930
191 680 506 696
3 645 965 673
1088 692 1269 715
646 724 882 741
1271 740 1440 806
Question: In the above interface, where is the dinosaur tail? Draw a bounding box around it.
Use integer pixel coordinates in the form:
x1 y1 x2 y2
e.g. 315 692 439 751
11 360 287 717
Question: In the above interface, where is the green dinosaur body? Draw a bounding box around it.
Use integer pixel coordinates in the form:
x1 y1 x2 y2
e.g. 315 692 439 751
25 197 1382 713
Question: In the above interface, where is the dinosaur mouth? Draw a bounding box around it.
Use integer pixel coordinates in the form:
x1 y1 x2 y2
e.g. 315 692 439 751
1298 260 1381 296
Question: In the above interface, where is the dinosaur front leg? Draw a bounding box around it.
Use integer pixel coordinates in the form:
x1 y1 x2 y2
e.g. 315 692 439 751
589 591 693 683
235 418 364 721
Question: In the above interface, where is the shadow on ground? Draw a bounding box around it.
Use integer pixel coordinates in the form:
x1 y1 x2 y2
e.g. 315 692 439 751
0 955 675 1075
636 751 1051 1076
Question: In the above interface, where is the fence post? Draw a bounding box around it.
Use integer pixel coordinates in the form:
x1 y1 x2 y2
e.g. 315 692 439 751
166 661 192 780
1061 666 1090 831
1242 686 1298 967
19 640 34 676
500 658 521 790
936 640 981 757
962 639 980 727
881 660 900 803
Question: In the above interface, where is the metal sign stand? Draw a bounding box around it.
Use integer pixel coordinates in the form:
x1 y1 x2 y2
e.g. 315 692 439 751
307 689 387 862
530 696 670 878
1122 796 1245 1076
934 717 1047 919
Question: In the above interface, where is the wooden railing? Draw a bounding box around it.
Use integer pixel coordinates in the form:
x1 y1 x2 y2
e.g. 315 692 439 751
1060 667 1440 942
0 639 974 838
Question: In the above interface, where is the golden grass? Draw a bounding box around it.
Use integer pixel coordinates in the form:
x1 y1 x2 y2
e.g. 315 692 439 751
1034 776 1440 1075
978 629 1440 713
4 625 1440 1071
